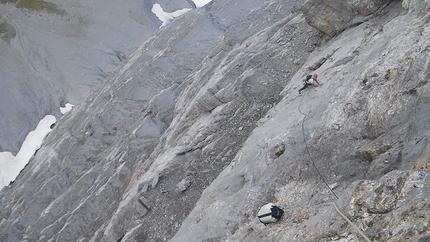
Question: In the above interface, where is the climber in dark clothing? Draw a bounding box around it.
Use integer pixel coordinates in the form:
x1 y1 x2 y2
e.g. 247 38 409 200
298 73 321 94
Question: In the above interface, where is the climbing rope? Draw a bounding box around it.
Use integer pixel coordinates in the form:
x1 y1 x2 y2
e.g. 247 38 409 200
298 89 374 241
298 93 338 199
326 202 372 242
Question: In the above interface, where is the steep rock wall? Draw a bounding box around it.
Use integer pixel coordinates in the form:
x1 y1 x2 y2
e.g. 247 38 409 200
0 0 429 241
0 0 309 241
301 0 394 36
0 0 186 153
173 0 430 241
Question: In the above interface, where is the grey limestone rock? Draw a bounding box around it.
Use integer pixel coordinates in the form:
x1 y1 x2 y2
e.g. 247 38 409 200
0 0 429 241
301 0 394 36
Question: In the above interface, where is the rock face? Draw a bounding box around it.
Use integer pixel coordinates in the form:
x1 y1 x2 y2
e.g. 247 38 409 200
0 0 192 153
301 0 393 36
0 0 429 241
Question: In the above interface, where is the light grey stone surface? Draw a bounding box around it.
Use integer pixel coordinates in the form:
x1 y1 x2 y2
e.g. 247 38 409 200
0 0 429 241
0 0 193 153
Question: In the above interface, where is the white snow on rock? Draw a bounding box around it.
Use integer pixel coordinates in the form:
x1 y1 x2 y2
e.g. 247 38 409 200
151 4 191 27
192 0 212 8
151 0 212 27
60 103 74 114
0 115 56 188
1 102 72 188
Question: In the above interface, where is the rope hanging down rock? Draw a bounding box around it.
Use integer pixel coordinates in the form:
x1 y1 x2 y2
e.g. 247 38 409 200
298 92 338 199
298 90 372 241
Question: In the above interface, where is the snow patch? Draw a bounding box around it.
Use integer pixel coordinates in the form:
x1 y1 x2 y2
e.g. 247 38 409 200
151 0 213 27
0 115 56 188
192 0 212 8
151 4 191 27
60 103 74 114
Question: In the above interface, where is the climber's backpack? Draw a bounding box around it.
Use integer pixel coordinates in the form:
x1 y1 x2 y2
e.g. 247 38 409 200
257 203 284 225
304 74 313 84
